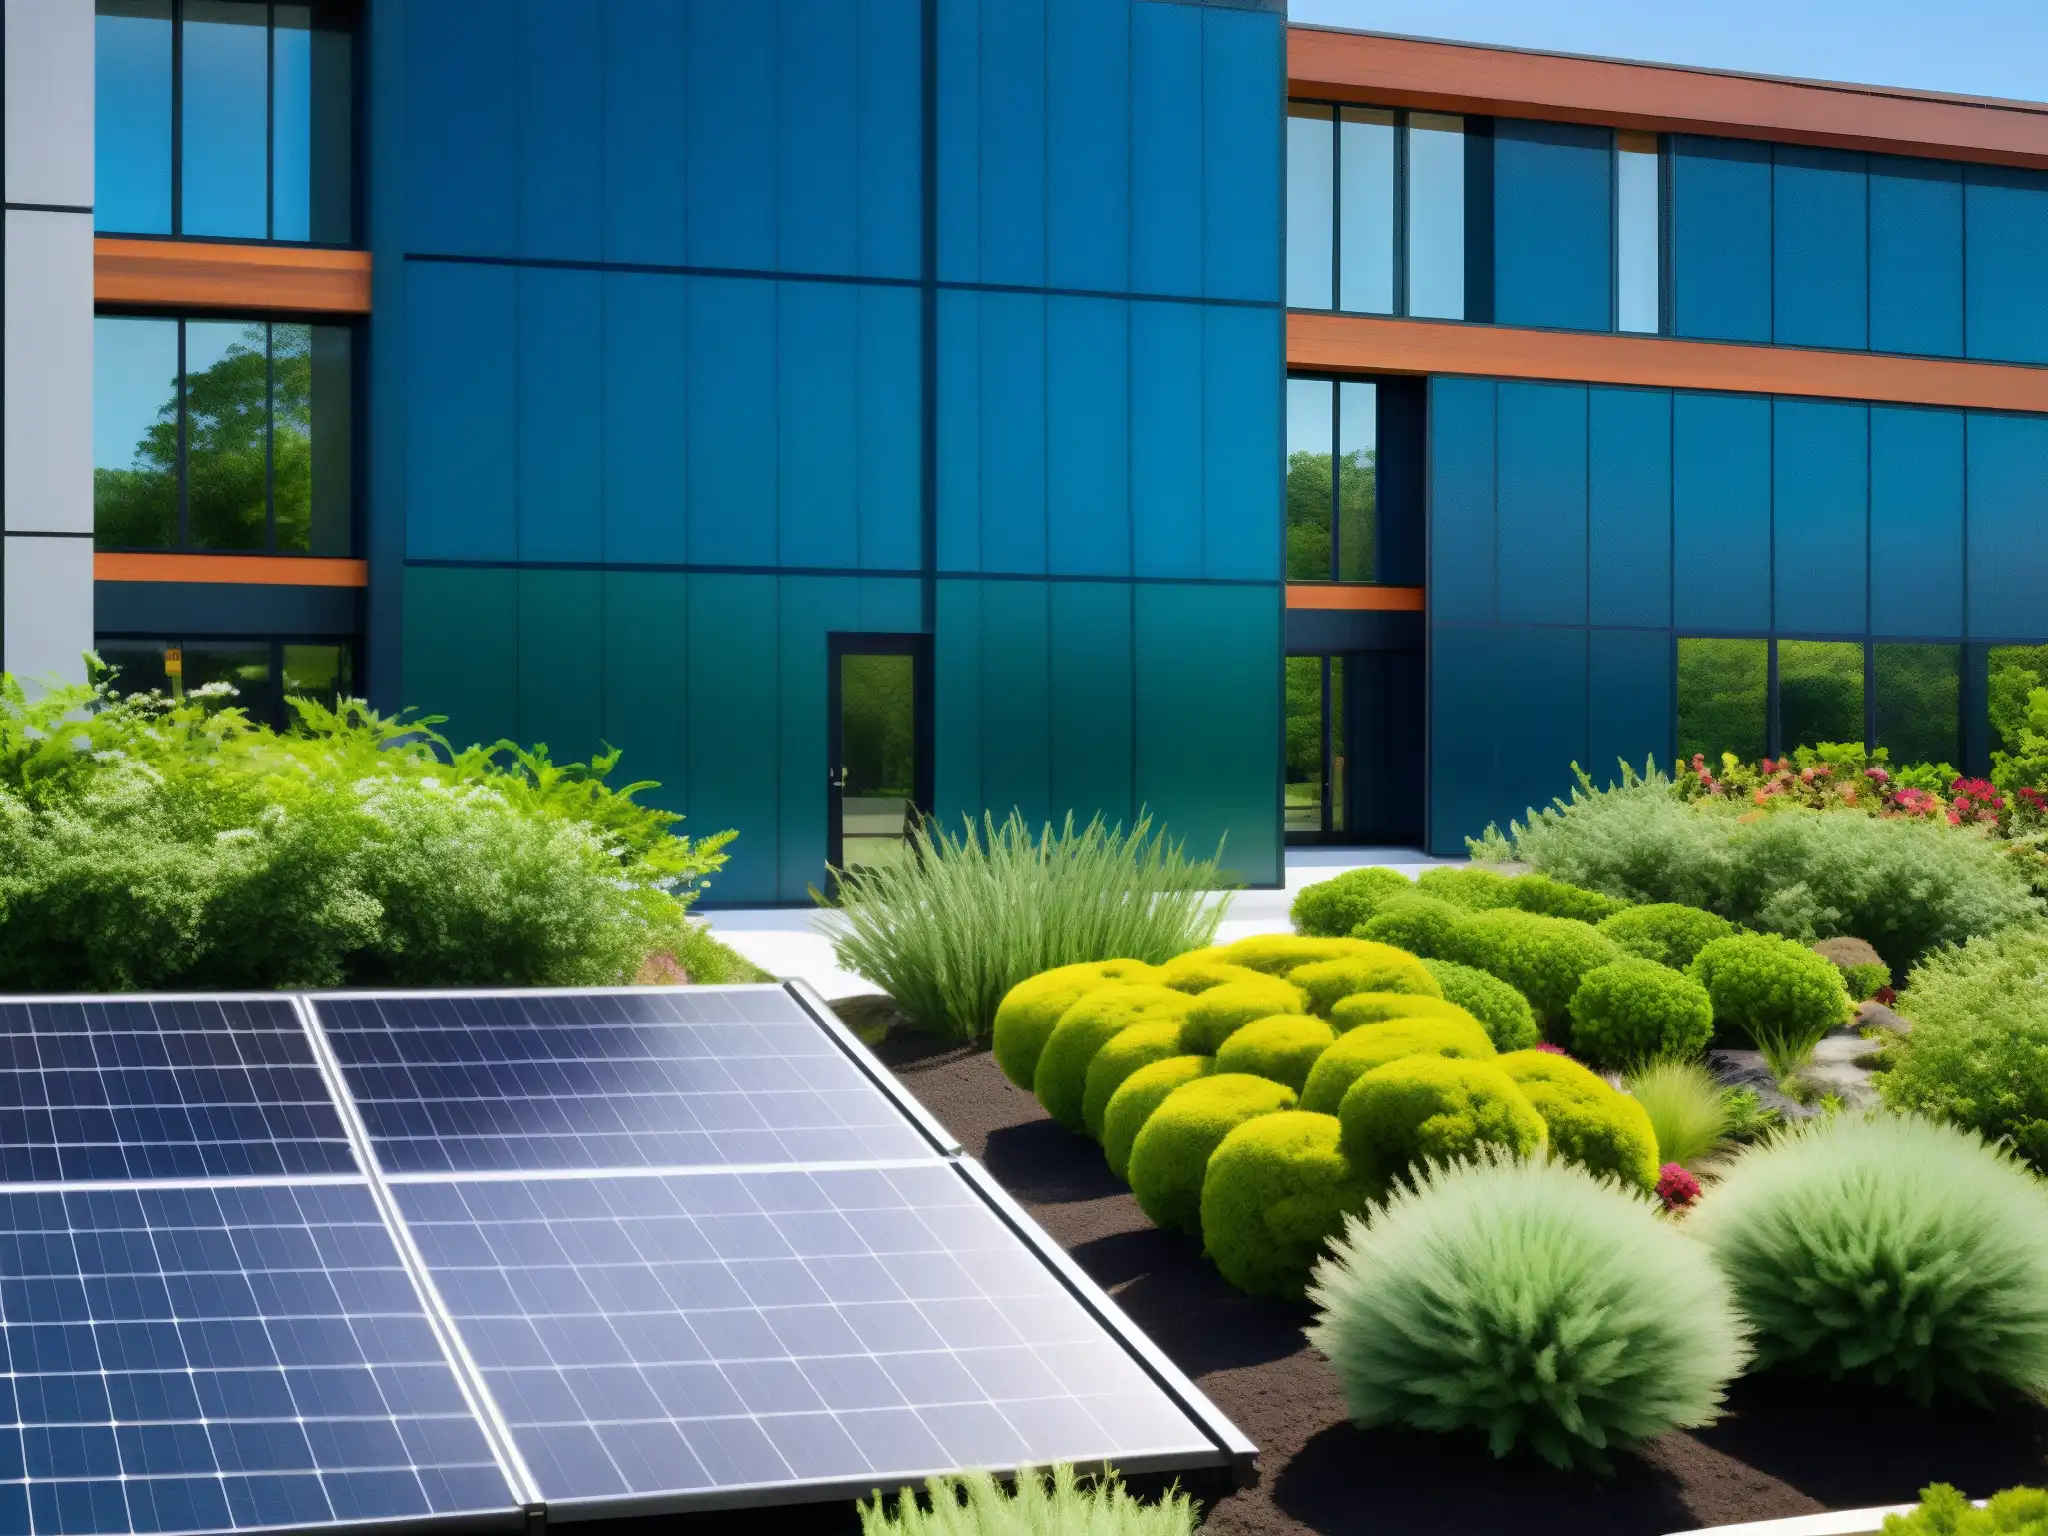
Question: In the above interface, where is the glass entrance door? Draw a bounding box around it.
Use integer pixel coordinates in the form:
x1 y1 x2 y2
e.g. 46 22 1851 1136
1287 650 1425 846
1286 655 1347 840
828 636 931 876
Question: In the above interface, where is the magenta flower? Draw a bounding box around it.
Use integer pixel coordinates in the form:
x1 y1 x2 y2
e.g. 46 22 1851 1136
1655 1164 1702 1212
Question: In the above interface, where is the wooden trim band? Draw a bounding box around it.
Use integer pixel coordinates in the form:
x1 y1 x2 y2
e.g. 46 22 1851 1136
1288 312 2048 414
95 239 372 314
1289 27 2048 171
95 553 370 587
1286 584 1425 612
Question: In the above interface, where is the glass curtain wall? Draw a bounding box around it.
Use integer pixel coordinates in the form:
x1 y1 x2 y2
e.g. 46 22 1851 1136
1286 656 1347 840
1615 130 1662 333
96 638 355 727
1285 377 1377 582
1678 637 1969 768
1287 102 1463 318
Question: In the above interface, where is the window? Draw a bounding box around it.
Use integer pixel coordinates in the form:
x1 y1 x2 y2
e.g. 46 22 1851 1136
1989 644 2048 756
1777 640 1864 752
95 316 353 554
1287 656 1347 840
1286 101 1464 318
1680 638 1969 768
1615 131 1662 333
95 0 355 242
96 638 356 729
1286 378 1376 582
1677 638 1768 764
1406 113 1466 321
1876 644 1961 768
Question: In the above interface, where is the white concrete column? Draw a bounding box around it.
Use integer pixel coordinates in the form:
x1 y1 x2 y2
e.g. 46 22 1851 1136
2 0 96 690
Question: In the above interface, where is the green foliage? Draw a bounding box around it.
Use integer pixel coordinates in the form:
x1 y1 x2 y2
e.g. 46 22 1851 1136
1626 1059 1734 1169
1290 867 1416 938
1596 903 1737 970
1498 1050 1659 1191
1128 1074 1297 1236
1102 1056 1213 1183
1507 873 1628 923
1202 1111 1374 1300
1813 934 1893 999
1883 1484 2048 1536
1416 865 1514 909
1216 934 1383 976
1082 1023 1189 1140
824 810 1227 1043
1689 933 1851 1077
1357 894 1470 960
1179 976 1308 1055
858 1465 1197 1536
671 921 773 985
1213 1016 1337 1093
1419 960 1540 1051
1991 675 2048 800
1307 1154 1750 1472
991 961 1156 1089
1567 958 1716 1069
1336 1055 1547 1184
1327 992 1484 1034
1034 987 1194 1134
1153 953 1265 995
1689 1113 2048 1404
0 675 729 991
1288 947 1442 1016
1882 927 2048 1173
1300 1016 1498 1115
1456 909 1622 1031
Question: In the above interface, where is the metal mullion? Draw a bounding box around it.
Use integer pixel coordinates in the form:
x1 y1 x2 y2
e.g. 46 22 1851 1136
1328 104 1341 314
1322 655 1335 839
176 322 190 549
170 0 184 234
265 2 276 239
265 322 276 551
1328 382 1340 581
1394 112 1410 318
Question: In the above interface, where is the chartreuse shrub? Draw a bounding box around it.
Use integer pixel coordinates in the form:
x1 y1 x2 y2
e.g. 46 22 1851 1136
1179 975 1307 1054
1217 934 1382 976
1081 1023 1187 1140
1102 1056 1213 1183
1882 1484 2048 1536
1357 895 1469 960
1128 1074 1297 1236
1335 1056 1546 1187
1327 992 1482 1033
1596 903 1735 970
1307 1154 1750 1472
1627 1059 1733 1169
1689 932 1851 1077
1498 1050 1659 1192
1288 947 1441 1016
1689 1114 2048 1404
1507 873 1629 924
992 960 1156 1088
1153 954 1267 995
1034 986 1194 1133
1420 960 1540 1051
1567 958 1716 1069
1214 1016 1337 1093
1416 866 1515 910
1290 867 1415 938
857 1464 1196 1536
1202 1111 1375 1299
1300 1016 1497 1115
825 809 1226 1044
1456 909 1621 1031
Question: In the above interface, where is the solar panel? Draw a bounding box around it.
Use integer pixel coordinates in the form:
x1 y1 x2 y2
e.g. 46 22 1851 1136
310 989 944 1175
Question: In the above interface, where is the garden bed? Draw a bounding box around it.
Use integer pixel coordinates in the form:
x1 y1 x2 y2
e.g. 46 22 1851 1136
877 1034 2048 1536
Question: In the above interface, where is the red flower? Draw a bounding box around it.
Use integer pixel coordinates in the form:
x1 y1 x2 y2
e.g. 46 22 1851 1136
1533 1042 1570 1057
1656 1164 1702 1211
1865 767 1890 784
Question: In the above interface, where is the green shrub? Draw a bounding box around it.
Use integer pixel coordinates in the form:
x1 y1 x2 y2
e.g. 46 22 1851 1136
1307 1154 1750 1471
1153 953 1267 995
1291 867 1416 938
1214 1015 1337 1092
1627 1059 1733 1169
1416 865 1515 910
1813 935 1891 1000
1689 932 1851 1077
1300 1016 1497 1115
1336 1055 1547 1184
1217 934 1384 976
1128 1074 1298 1236
1289 947 1442 1016
1328 992 1483 1034
1567 958 1716 1069
1882 927 2048 1172
1179 975 1308 1054
991 960 1155 1088
1882 1484 2048 1536
1033 986 1194 1134
1102 1056 1213 1182
1498 1049 1659 1191
1419 960 1540 1051
858 1465 1196 1536
1596 902 1736 970
1456 909 1621 1031
1202 1111 1375 1299
824 809 1226 1044
1081 1022 1188 1140
1507 873 1629 924
1357 895 1470 960
1689 1113 2048 1403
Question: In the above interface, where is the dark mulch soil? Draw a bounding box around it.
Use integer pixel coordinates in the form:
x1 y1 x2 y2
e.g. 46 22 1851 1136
874 1034 2048 1536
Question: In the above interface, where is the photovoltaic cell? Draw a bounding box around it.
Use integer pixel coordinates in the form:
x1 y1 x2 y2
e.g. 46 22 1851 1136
0 1000 356 1182
396 1162 1217 1508
312 990 936 1175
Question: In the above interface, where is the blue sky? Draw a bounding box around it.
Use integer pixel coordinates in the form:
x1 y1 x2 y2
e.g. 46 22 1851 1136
1289 0 2048 106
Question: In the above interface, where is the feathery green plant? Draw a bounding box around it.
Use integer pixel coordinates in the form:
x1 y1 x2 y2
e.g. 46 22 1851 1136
857 1466 1196 1536
1627 1059 1734 1168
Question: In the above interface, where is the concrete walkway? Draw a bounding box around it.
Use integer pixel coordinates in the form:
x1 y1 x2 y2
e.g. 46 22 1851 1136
702 846 1458 1001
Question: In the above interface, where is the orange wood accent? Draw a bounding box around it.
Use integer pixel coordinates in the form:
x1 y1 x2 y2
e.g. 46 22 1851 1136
95 553 369 587
1289 27 2048 171
1287 584 1425 612
95 239 372 314
1288 312 2048 414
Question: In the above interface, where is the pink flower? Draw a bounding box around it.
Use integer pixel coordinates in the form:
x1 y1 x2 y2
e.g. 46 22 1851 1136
1533 1042 1570 1057
1864 767 1890 784
1656 1164 1702 1211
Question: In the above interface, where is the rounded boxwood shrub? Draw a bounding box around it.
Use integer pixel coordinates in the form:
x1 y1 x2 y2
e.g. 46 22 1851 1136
1689 1113 2048 1403
1812 935 1890 1001
992 959 1155 1088
1300 1016 1497 1115
1688 932 1851 1065
1420 960 1540 1052
1307 1154 1751 1471
1595 903 1736 971
1507 873 1628 924
1336 1055 1547 1185
1357 895 1470 960
1457 909 1621 1031
1567 957 1715 1069
1290 867 1416 939
1328 992 1482 1034
1033 985 1194 1133
1179 975 1308 1054
1128 1074 1298 1236
1218 934 1391 977
1081 1022 1188 1140
1102 1055 1212 1182
1213 1015 1337 1093
1416 866 1515 910
1497 1049 1659 1192
1154 953 1269 996
1289 948 1442 1016
1202 1111 1375 1300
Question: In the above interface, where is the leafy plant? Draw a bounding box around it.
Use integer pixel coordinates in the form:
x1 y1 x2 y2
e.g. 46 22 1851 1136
1357 894 1470 959
1627 1059 1734 1169
1455 909 1622 1031
1307 1153 1750 1472
1506 873 1629 924
1689 933 1851 1078
820 811 1228 1043
1883 1484 2048 1536
1596 903 1735 970
1291 866 1415 938
1202 1110 1374 1300
1567 958 1716 1069
1034 986 1194 1134
1299 1015 1497 1115
858 1465 1197 1536
1335 1055 1547 1187
1420 959 1540 1051
1416 865 1515 910
1498 1049 1660 1192
1128 1073 1297 1236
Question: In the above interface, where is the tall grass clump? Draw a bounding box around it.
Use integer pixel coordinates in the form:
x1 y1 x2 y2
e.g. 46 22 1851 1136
859 1466 1196 1536
820 810 1228 1042
1627 1059 1733 1169
1307 1153 1749 1472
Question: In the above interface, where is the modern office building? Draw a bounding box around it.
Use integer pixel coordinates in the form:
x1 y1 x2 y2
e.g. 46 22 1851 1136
4 1 2046 901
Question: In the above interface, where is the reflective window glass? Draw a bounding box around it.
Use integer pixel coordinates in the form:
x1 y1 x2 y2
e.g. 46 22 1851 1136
97 642 172 699
1778 640 1865 753
1287 105 1335 310
1329 657 1349 836
282 644 354 715
94 317 182 549
181 1 270 238
272 323 352 555
96 1 173 234
1338 108 1396 315
1616 131 1662 333
1407 113 1466 320
98 639 354 729
1989 644 2048 756
1677 638 1768 765
1337 381 1376 582
1875 644 1961 769
1286 379 1334 581
184 319 270 550
1286 658 1327 835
